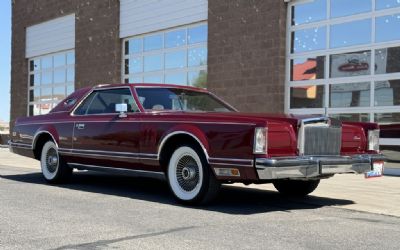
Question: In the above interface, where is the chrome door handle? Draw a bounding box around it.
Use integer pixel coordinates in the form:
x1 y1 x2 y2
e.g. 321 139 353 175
76 123 85 129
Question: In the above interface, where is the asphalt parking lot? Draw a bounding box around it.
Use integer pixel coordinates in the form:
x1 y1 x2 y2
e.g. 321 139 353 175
1 148 400 249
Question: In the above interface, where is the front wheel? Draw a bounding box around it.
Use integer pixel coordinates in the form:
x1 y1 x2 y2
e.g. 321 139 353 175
40 141 72 183
273 179 320 197
167 145 220 205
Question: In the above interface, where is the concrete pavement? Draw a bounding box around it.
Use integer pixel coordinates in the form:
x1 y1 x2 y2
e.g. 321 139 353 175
1 148 400 217
1 164 400 249
238 174 400 217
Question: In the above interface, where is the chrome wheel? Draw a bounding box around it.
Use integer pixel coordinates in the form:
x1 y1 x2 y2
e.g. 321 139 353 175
176 155 200 192
46 148 59 173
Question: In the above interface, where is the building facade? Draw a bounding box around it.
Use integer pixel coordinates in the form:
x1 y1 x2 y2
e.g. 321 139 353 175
11 0 400 130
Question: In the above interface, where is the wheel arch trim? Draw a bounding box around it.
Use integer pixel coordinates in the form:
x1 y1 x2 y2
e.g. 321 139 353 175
158 131 210 162
33 130 59 150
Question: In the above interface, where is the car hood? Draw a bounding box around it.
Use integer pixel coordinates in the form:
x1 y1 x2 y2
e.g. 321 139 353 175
152 111 323 128
151 111 370 134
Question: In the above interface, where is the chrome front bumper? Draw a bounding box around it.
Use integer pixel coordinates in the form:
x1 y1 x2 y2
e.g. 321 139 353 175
256 154 386 180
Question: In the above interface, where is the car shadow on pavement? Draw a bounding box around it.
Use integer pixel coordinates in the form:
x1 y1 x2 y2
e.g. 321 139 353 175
1 171 354 215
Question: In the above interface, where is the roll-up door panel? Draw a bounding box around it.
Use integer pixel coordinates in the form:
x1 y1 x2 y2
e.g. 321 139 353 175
26 14 75 58
120 0 207 38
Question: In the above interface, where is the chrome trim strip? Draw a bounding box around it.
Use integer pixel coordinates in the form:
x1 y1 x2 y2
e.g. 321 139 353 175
137 156 159 160
48 111 69 114
137 121 255 125
15 121 74 126
209 157 254 167
210 162 254 168
9 142 33 149
68 163 165 180
60 151 158 161
298 116 329 126
33 131 59 149
133 85 209 90
61 151 135 159
15 120 256 126
59 148 158 158
208 91 238 112
209 157 253 164
139 153 159 157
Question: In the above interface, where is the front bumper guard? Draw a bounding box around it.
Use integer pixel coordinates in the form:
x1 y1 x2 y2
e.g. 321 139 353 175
256 154 386 180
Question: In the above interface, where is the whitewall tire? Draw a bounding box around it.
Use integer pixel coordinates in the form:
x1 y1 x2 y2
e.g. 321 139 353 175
167 145 220 204
40 141 72 183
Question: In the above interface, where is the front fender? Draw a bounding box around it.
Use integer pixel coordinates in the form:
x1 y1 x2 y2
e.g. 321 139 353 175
158 124 210 158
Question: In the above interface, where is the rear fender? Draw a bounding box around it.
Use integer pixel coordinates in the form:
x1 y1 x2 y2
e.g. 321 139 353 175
33 126 60 150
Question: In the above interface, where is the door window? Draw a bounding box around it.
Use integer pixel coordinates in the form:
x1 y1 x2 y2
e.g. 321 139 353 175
74 88 139 115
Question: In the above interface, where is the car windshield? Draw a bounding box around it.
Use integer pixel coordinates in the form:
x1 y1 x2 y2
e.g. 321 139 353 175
135 87 234 112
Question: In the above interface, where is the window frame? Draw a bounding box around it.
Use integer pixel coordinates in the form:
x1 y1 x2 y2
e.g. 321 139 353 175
134 86 237 112
286 0 400 122
27 50 75 116
121 22 208 87
71 87 140 116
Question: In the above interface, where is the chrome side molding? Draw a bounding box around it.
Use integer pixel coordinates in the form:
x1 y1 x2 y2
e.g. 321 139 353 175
68 163 166 180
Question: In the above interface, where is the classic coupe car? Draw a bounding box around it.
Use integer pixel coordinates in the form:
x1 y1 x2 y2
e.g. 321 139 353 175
9 84 385 204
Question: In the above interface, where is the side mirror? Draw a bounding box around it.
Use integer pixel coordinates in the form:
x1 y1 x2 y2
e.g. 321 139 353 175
115 103 128 118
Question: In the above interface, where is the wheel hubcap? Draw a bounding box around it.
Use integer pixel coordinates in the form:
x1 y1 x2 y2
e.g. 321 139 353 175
176 155 200 192
182 166 196 180
46 148 58 173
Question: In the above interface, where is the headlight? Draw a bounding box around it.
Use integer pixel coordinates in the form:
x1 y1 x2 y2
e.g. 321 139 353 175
253 127 268 154
368 129 380 151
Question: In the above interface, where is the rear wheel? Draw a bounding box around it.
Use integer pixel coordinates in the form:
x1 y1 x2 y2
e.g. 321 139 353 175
167 145 220 205
40 141 72 183
273 179 320 196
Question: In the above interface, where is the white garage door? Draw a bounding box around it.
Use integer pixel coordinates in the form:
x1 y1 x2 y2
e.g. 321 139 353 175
26 14 75 58
120 0 208 38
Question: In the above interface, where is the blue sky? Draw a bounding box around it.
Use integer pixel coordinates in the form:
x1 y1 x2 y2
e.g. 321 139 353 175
0 0 10 122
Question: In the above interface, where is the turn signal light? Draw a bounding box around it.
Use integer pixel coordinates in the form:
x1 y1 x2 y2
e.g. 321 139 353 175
214 168 240 177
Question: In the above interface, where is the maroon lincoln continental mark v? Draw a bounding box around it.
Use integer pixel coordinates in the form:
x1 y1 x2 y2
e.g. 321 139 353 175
9 84 385 204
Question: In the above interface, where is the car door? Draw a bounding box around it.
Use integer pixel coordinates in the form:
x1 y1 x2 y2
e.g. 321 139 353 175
69 87 142 170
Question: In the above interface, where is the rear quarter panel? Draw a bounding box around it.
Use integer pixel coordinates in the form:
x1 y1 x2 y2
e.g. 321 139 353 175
11 113 74 159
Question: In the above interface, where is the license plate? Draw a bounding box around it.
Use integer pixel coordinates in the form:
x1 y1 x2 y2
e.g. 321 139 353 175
365 161 384 178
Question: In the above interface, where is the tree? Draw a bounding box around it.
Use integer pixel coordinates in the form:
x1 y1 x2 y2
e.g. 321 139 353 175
193 71 207 89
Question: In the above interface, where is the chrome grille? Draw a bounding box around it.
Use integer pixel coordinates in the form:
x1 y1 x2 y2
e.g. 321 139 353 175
303 126 342 155
298 118 342 156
